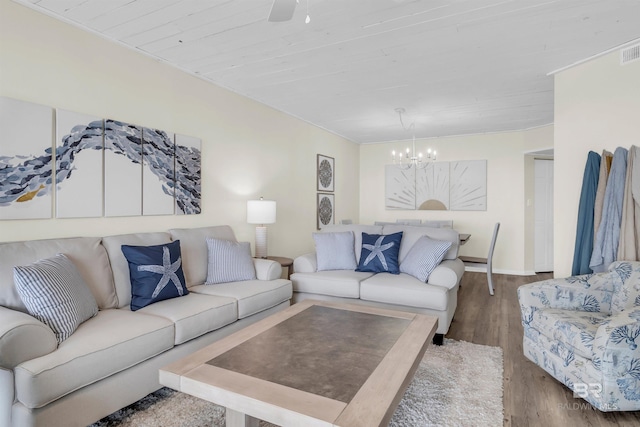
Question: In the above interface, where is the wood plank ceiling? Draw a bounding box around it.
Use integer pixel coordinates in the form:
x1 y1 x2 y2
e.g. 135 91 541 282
14 0 640 143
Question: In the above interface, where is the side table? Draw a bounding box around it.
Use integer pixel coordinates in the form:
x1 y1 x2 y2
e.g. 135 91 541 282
261 256 293 279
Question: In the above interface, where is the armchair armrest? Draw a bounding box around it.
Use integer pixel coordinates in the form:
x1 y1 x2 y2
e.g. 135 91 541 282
252 258 282 281
293 253 317 273
592 311 640 407
518 270 621 315
0 306 57 369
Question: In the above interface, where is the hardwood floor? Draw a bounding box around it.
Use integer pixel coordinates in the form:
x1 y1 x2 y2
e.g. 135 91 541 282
447 271 640 427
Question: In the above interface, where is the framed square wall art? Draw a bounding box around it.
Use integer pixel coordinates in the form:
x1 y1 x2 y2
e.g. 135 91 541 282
317 193 335 230
317 154 334 192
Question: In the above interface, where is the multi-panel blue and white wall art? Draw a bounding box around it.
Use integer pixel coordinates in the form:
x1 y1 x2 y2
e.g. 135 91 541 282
0 97 54 219
142 127 176 216
55 110 103 218
174 134 202 215
385 160 487 211
0 97 202 220
104 119 143 217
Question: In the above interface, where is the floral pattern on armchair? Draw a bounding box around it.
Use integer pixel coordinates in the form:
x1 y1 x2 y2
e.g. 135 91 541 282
518 261 640 411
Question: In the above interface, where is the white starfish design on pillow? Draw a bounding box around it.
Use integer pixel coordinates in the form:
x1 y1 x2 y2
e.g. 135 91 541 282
363 236 395 270
138 246 185 298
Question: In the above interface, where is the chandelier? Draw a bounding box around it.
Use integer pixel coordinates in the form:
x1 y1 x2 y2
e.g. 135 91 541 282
391 108 436 169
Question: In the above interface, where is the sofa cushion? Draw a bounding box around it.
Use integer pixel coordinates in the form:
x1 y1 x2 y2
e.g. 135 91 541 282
191 279 292 319
0 237 117 312
356 232 403 274
313 231 357 271
136 293 237 344
14 254 98 344
360 273 449 311
400 236 452 282
529 308 611 359
169 226 238 288
14 309 174 409
381 225 459 260
102 232 173 309
291 270 374 298
121 240 189 311
320 225 383 263
205 238 256 284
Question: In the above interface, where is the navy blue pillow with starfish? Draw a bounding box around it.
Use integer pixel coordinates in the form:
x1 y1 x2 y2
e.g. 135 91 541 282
356 232 403 274
121 240 188 311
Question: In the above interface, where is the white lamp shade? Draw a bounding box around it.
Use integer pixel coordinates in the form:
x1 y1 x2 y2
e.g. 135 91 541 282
247 199 276 224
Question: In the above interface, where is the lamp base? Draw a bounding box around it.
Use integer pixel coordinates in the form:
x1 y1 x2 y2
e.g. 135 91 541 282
254 226 268 258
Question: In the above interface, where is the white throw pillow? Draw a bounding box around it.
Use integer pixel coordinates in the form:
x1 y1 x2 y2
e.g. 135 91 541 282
14 253 98 344
205 238 256 284
313 231 357 271
400 236 452 282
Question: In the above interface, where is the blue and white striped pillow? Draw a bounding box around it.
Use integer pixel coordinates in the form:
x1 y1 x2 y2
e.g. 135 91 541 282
14 254 98 344
400 236 452 282
205 238 256 284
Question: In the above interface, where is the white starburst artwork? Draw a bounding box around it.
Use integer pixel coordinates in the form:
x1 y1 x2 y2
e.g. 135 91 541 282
416 162 449 210
385 160 487 211
385 165 416 210
449 160 487 211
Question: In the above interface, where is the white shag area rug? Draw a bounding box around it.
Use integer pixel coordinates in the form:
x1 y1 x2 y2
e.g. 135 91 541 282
90 339 503 427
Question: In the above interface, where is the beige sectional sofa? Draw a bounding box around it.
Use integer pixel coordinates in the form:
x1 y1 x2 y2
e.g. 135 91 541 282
0 225 292 427
291 224 465 343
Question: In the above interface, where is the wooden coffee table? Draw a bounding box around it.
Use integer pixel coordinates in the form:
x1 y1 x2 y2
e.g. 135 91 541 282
160 299 438 427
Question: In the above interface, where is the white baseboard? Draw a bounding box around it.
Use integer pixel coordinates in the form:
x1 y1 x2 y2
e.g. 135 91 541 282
463 266 537 276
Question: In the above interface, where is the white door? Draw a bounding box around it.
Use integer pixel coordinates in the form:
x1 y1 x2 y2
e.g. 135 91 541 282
534 159 554 272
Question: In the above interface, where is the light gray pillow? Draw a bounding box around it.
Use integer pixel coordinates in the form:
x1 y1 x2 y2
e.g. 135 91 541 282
205 238 256 284
14 253 98 344
400 236 452 282
314 231 357 271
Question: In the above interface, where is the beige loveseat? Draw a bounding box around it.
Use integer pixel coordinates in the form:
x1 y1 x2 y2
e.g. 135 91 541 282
291 224 464 344
0 225 292 427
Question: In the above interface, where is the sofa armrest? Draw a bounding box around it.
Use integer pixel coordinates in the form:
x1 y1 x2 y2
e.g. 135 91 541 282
0 306 57 369
253 258 282 281
517 270 619 315
294 253 317 274
427 258 465 290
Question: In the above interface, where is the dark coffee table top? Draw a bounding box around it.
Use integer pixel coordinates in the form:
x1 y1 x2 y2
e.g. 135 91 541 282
207 305 411 403
160 299 437 427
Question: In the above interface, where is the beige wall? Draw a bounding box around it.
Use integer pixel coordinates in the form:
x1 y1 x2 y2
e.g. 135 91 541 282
0 0 360 258
359 126 553 274
554 44 640 277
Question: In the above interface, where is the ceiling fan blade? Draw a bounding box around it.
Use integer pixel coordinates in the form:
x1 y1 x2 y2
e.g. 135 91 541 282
268 0 297 22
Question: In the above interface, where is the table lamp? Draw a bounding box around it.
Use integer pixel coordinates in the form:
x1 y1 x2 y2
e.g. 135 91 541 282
247 197 277 258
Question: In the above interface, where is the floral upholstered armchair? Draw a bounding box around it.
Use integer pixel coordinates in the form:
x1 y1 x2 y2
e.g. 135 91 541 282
518 261 640 411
